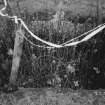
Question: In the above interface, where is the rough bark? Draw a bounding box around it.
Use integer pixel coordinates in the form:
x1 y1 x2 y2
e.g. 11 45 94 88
9 28 24 85
96 0 103 25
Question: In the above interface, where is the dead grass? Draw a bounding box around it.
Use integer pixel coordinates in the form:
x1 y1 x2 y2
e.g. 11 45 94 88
0 88 105 105
8 0 105 17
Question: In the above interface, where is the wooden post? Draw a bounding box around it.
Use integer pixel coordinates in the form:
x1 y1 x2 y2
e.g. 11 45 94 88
9 27 24 85
96 0 102 25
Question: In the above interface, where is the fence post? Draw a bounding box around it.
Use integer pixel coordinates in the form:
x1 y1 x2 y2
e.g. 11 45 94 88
96 0 102 25
9 27 24 86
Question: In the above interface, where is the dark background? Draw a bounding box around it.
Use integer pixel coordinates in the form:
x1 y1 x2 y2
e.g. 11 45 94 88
0 0 105 90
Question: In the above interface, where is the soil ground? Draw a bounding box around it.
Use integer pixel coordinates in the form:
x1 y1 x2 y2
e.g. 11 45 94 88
0 88 105 105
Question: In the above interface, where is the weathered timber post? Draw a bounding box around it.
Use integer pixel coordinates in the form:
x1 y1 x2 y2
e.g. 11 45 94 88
9 27 24 85
96 0 103 25
72 15 79 60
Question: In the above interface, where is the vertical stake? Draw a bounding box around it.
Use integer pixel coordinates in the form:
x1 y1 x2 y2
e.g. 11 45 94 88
9 26 24 85
96 0 102 25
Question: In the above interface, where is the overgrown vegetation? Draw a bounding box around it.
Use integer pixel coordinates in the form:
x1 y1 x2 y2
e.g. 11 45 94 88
0 0 105 91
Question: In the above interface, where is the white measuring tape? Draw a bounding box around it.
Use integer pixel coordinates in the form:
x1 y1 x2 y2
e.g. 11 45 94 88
0 0 105 49
65 23 105 47
0 0 64 48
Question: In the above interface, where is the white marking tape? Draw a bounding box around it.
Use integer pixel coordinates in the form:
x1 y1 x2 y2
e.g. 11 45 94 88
18 18 63 48
0 0 63 48
65 23 105 46
62 23 105 46
0 0 105 49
